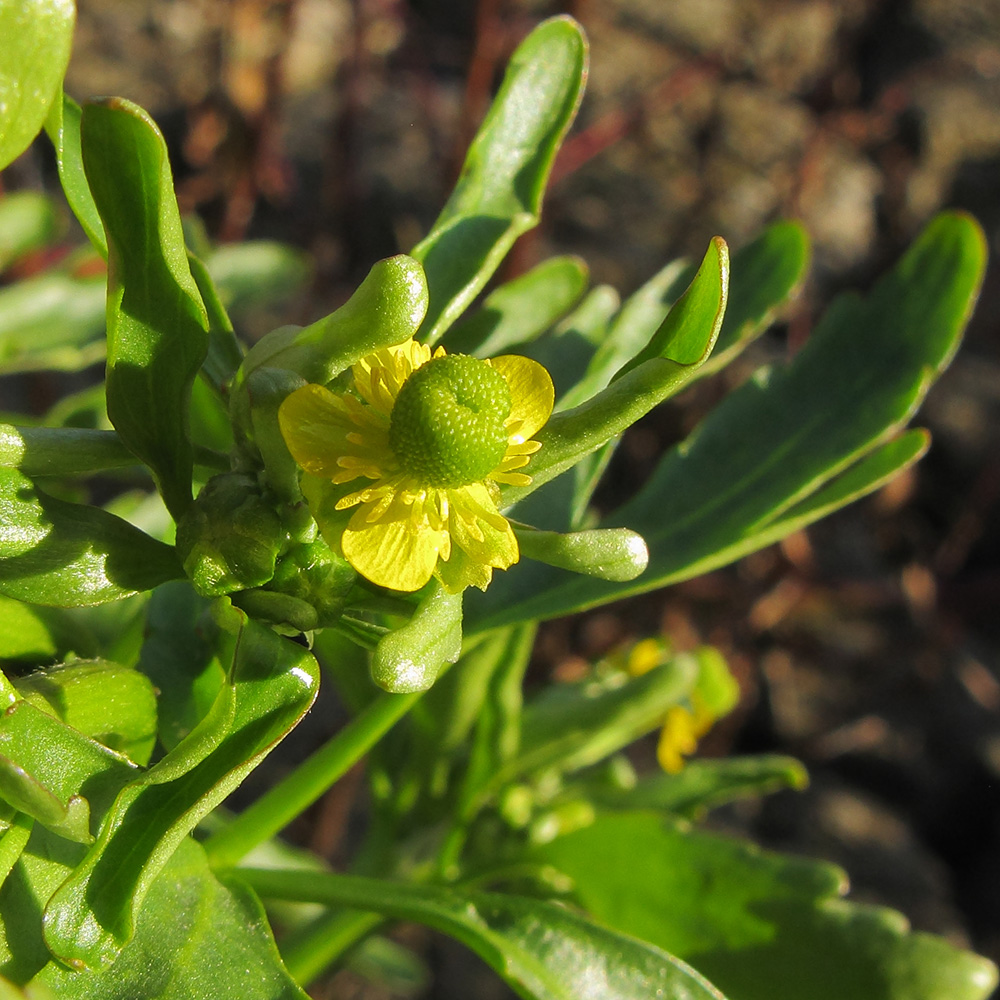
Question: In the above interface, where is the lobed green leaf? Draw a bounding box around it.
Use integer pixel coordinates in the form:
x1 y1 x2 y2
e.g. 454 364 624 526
531 813 997 1000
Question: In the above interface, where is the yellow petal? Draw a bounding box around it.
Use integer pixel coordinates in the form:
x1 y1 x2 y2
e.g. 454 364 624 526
342 513 444 592
437 545 494 593
491 355 555 443
279 384 357 479
656 706 701 774
448 483 518 570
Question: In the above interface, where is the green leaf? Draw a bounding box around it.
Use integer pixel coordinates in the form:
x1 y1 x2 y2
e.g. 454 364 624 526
238 868 727 1000
558 259 689 410
442 255 589 357
0 193 58 273
0 270 106 376
590 755 809 819
0 469 183 607
0 597 57 661
513 524 648 581
186 250 244 394
0 426 135 476
136 582 226 753
43 94 107 259
237 254 428 387
205 240 310 319
530 812 997 1000
413 17 587 343
0 0 75 170
13 661 158 766
697 220 809 379
502 651 698 785
371 583 463 693
42 604 319 970
0 700 137 843
472 212 985 629
81 98 210 520
8 835 307 999
0 813 33 892
524 284 620 402
499 237 728 506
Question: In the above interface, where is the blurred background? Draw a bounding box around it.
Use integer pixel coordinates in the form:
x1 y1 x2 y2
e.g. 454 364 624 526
5 0 1000 996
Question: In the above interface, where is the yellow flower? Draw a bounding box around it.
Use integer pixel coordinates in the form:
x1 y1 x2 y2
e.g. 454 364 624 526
278 338 554 593
655 699 714 775
625 638 733 774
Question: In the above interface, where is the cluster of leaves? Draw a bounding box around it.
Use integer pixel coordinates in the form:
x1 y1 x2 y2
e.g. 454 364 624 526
0 6 995 1000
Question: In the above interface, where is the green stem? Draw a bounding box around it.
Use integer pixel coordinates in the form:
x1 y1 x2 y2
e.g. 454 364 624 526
281 908 384 986
203 689 424 868
0 424 229 475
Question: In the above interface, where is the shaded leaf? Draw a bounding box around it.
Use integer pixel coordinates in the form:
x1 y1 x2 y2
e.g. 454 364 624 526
0 271 105 376
531 813 997 1000
443 255 589 357
500 238 727 507
0 193 58 273
590 755 809 819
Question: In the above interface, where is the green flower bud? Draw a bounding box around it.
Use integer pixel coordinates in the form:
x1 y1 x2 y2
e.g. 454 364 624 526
176 473 284 598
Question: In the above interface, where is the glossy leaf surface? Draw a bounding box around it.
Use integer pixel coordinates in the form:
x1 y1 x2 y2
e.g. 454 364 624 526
413 17 587 343
0 469 182 607
5 835 307 999
42 606 319 970
240 868 727 1000
14 662 158 766
81 99 210 520
0 0 75 169
44 95 107 259
531 813 997 1000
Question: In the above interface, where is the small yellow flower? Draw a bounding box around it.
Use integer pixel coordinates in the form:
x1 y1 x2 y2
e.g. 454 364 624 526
278 338 554 593
625 638 736 774
656 699 714 775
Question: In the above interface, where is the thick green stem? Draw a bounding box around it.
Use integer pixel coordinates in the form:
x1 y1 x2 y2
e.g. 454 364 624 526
203 690 423 868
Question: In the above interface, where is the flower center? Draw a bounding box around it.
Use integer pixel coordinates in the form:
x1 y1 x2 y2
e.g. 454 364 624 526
388 354 512 487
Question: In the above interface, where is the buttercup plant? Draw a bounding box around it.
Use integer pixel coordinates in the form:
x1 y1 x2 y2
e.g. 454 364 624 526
0 5 996 1000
